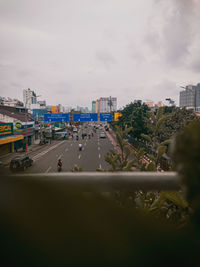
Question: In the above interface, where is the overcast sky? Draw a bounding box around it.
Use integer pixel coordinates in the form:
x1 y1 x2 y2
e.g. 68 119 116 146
0 0 200 109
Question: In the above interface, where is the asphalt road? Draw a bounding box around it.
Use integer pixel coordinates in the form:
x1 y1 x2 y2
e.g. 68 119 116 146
22 124 114 173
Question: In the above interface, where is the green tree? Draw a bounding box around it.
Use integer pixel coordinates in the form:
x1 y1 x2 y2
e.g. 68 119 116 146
170 120 200 230
141 107 172 170
159 107 200 143
113 101 150 139
104 126 136 171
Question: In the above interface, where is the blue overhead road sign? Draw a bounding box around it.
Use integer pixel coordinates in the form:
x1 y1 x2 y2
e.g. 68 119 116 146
100 113 112 121
44 113 69 122
73 113 98 122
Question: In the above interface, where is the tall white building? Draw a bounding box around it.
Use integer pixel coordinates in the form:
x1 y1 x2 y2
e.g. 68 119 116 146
179 84 200 112
97 97 117 112
23 88 37 110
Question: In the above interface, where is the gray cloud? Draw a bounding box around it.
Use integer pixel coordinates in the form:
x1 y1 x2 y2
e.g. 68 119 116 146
0 0 199 108
95 51 116 70
147 0 200 67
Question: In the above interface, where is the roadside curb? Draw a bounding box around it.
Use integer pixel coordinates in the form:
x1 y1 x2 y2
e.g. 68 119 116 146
0 141 56 167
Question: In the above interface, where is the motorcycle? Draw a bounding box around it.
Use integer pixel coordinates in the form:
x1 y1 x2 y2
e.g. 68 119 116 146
57 165 62 172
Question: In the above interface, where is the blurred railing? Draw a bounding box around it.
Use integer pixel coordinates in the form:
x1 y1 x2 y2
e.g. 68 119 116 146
4 172 180 191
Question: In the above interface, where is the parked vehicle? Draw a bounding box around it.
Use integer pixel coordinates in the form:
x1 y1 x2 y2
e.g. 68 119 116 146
10 155 33 172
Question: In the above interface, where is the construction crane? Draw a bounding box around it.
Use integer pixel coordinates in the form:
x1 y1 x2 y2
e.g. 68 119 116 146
165 98 175 106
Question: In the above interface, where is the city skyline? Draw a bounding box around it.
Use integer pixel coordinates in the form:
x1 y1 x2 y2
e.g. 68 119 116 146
0 0 200 108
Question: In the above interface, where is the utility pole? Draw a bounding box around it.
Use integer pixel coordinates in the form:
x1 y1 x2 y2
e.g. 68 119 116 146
108 96 113 112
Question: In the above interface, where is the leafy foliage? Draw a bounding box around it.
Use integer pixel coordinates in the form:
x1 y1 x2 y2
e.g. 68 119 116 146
104 126 136 171
170 120 200 228
159 107 200 143
113 101 150 138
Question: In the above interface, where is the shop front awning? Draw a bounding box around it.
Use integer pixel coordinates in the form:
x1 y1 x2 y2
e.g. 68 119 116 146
0 135 24 145
54 132 68 135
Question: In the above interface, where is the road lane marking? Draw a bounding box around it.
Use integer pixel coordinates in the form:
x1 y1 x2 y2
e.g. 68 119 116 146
78 154 81 159
71 143 73 146
45 166 52 173
98 147 100 150
65 148 68 152
32 141 66 160
99 154 101 158
99 164 102 169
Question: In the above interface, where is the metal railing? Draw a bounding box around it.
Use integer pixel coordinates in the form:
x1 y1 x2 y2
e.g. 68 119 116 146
4 172 181 191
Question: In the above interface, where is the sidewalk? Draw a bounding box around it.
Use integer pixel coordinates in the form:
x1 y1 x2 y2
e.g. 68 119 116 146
0 139 50 167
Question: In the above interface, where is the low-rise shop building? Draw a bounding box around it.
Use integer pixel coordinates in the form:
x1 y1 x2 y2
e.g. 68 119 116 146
0 123 24 156
0 105 35 152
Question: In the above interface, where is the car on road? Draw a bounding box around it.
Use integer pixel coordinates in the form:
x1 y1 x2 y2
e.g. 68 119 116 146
100 131 106 138
9 155 33 172
73 127 78 133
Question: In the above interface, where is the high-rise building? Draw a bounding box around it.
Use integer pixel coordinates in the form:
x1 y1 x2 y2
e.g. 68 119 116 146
95 97 117 113
180 83 200 112
92 101 96 113
23 88 37 109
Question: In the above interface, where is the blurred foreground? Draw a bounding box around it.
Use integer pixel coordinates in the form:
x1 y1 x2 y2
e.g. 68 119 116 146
1 121 200 266
0 175 199 267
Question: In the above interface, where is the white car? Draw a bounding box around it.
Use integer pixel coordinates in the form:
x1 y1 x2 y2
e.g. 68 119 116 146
100 132 106 138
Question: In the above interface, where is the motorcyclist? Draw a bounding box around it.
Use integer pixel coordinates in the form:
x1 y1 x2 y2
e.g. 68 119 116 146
57 159 62 172
79 143 82 151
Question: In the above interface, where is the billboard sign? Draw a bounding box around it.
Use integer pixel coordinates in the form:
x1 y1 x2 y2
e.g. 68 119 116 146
114 112 122 121
100 113 112 121
73 113 98 122
44 113 69 122
0 123 13 137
